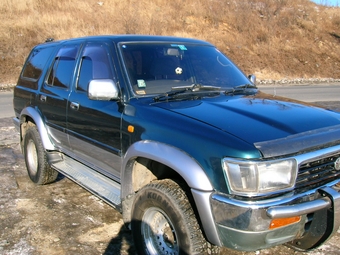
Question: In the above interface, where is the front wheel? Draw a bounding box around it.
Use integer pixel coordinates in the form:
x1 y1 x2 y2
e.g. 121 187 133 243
23 125 58 185
131 179 220 255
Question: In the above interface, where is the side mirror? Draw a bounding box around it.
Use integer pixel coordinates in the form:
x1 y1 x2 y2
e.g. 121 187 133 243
88 79 119 101
248 74 256 85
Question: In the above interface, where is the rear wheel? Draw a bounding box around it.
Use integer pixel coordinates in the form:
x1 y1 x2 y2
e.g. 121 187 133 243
23 125 58 184
131 179 220 255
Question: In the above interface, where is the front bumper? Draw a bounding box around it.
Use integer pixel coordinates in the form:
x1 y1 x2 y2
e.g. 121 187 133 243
210 180 340 251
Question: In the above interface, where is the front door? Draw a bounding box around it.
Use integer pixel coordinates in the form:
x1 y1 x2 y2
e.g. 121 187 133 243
67 42 122 180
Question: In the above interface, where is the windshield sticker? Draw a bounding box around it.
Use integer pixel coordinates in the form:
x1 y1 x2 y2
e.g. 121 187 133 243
175 67 183 75
137 79 146 88
170 44 187 50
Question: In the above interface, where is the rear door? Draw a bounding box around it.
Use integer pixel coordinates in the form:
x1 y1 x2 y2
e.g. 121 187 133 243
38 43 80 151
67 42 122 180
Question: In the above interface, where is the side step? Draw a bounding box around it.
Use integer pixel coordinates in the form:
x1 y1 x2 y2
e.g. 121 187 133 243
51 155 122 211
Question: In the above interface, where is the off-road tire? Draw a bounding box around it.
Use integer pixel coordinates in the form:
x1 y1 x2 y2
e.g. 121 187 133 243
23 125 58 184
131 179 220 255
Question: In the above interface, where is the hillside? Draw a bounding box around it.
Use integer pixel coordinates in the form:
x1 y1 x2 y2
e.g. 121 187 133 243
1 0 340 84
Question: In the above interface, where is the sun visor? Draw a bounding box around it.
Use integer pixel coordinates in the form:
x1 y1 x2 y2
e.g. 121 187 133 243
254 124 340 158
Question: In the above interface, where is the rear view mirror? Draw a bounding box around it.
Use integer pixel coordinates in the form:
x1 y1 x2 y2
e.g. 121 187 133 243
166 48 180 56
248 74 256 85
88 79 119 100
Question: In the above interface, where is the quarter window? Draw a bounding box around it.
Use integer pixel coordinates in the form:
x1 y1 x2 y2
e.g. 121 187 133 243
21 45 56 89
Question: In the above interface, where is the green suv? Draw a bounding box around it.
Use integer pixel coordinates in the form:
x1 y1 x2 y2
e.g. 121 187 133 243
13 35 340 254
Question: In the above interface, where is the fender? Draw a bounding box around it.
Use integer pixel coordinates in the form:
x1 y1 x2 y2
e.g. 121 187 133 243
20 107 55 151
121 140 222 245
121 140 213 194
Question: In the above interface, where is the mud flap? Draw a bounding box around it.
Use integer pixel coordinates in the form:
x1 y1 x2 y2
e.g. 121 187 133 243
286 186 340 251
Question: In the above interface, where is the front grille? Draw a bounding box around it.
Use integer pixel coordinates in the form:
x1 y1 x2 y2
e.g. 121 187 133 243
295 154 340 190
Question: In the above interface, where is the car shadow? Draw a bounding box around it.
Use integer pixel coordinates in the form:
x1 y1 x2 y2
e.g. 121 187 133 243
103 224 136 255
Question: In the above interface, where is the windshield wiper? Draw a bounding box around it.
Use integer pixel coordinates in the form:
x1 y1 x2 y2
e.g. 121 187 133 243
224 83 257 95
153 89 188 102
153 84 221 102
172 83 221 92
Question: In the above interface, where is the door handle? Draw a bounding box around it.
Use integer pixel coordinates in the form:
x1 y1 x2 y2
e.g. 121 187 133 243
40 95 47 102
70 102 80 111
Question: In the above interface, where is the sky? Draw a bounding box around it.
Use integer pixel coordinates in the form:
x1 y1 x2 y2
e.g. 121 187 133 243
311 0 339 6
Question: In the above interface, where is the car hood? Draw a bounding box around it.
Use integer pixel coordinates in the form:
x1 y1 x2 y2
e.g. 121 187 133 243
155 91 340 157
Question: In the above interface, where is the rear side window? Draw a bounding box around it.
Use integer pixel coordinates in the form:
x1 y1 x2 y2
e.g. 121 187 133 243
21 45 56 88
46 45 79 89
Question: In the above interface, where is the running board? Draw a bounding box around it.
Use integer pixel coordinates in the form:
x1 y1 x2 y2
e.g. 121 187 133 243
51 155 122 211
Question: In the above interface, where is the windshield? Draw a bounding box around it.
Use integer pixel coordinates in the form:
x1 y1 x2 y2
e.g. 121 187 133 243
120 42 251 96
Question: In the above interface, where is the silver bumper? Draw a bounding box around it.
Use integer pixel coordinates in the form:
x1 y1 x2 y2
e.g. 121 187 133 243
211 181 340 251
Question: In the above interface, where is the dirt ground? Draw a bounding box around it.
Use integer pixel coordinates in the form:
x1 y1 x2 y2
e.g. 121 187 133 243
1 102 340 255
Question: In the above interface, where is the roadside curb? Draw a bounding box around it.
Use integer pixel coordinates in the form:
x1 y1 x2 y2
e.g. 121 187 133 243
0 84 15 92
257 78 340 86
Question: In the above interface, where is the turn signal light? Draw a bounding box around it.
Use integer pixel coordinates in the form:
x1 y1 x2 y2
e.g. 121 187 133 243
269 216 301 229
128 125 135 133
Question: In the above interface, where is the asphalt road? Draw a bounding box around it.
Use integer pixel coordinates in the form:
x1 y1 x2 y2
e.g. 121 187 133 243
258 84 340 102
0 91 14 118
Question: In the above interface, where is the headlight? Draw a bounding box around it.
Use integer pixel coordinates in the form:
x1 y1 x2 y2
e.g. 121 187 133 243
222 158 297 196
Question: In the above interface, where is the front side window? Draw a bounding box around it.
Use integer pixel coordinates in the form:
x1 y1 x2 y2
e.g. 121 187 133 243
120 43 250 95
77 43 114 92
46 45 79 88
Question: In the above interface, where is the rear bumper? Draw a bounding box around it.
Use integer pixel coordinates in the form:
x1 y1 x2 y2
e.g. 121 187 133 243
211 180 340 251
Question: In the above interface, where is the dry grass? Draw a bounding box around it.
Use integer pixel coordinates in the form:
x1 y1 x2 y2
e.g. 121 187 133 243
1 0 340 83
